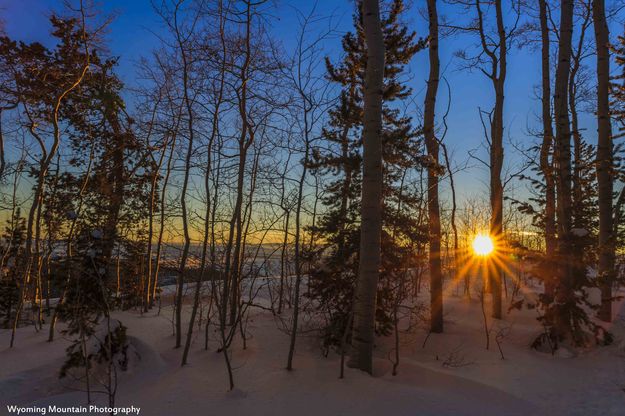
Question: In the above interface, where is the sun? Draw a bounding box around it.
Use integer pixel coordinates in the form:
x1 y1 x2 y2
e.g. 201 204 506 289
472 234 494 256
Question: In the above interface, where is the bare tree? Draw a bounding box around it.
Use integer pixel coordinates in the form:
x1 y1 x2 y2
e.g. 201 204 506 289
553 0 574 339
538 0 557 298
425 0 443 333
286 4 332 370
348 0 385 374
447 0 521 319
592 0 614 322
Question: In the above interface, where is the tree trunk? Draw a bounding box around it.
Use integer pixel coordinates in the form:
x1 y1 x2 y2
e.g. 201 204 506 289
569 6 592 228
553 0 574 338
593 0 614 322
287 128 310 371
538 0 556 298
348 0 385 374
489 0 506 320
424 0 443 334
174 9 196 348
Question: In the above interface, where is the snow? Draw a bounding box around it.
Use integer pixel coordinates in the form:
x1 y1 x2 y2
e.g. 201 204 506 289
2 281 625 415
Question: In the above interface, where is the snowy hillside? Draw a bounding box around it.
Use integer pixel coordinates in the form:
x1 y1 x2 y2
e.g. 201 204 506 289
2 283 624 416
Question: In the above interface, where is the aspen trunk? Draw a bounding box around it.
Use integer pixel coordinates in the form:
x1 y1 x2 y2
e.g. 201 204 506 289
538 0 556 298
593 0 614 322
489 0 506 320
424 0 443 333
174 9 196 348
553 0 574 338
348 0 385 374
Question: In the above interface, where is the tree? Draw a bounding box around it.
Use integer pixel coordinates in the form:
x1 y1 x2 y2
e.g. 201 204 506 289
532 0 607 347
0 11 92 347
612 30 625 139
450 0 520 319
57 228 129 407
592 0 615 323
349 0 385 374
309 0 426 355
552 0 575 343
538 0 557 298
0 209 25 328
424 0 443 333
285 4 331 371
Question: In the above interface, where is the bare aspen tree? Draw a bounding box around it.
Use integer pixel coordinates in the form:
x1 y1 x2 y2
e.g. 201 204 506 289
222 0 257 328
152 99 182 306
286 5 331 370
349 0 385 374
182 0 228 366
569 1 592 222
592 0 614 322
449 0 520 319
483 0 507 319
143 93 165 312
553 0 574 338
277 152 293 314
538 0 557 298
425 0 443 333
153 0 201 349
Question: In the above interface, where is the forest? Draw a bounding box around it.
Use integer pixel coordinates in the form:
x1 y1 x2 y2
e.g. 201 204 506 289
1 0 625 415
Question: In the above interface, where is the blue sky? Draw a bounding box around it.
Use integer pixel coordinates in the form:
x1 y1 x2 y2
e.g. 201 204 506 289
2 0 618 205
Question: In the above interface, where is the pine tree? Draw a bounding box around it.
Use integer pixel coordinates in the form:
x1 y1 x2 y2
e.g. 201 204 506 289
57 227 129 405
611 32 625 139
611 31 625 293
514 140 610 348
309 0 426 349
0 209 26 328
57 50 151 308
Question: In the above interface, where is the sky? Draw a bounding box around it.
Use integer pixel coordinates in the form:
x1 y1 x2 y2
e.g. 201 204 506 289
1 0 620 209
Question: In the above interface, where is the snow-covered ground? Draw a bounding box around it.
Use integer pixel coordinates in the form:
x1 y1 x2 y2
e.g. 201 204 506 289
2 281 625 415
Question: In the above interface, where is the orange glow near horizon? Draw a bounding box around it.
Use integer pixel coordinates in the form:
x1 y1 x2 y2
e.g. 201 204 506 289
440 232 533 300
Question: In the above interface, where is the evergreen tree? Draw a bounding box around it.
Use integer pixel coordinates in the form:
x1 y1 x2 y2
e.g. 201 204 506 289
57 227 128 404
0 209 26 328
55 45 152 308
610 31 625 292
309 0 427 349
611 32 625 139
513 140 609 349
